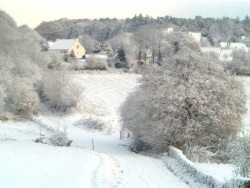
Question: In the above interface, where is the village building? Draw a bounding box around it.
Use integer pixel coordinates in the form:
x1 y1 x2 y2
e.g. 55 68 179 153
163 28 201 46
188 32 201 46
201 42 249 61
220 42 248 52
49 38 86 58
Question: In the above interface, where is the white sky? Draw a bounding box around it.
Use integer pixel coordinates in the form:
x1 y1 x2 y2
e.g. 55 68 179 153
0 0 250 28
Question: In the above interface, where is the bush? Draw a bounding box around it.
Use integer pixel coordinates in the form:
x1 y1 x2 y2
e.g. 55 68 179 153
73 118 104 130
63 53 77 63
223 50 250 75
41 69 84 111
227 134 250 177
50 131 70 146
84 56 107 70
47 51 63 69
120 33 246 153
9 81 39 116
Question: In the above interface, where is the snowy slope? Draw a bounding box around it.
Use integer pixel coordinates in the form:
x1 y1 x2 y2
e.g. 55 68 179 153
73 73 140 133
0 141 102 188
0 73 189 188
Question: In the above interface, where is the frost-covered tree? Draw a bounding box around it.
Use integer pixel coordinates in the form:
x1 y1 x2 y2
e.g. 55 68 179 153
0 10 50 118
133 24 164 65
108 35 135 68
121 33 246 153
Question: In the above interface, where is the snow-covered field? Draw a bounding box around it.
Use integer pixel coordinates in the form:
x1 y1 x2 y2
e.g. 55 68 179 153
1 73 250 188
0 73 189 188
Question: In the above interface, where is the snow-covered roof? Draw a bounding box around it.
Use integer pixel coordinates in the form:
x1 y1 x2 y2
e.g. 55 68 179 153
49 39 75 50
220 42 248 52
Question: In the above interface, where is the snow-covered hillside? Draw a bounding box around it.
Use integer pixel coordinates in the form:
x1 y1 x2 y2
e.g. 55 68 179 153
0 73 189 188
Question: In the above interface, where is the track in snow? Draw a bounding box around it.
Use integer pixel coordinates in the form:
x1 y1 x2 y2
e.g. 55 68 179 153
69 73 189 188
0 73 189 188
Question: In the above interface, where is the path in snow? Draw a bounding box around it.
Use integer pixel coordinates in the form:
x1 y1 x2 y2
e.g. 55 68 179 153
70 73 189 187
0 73 189 188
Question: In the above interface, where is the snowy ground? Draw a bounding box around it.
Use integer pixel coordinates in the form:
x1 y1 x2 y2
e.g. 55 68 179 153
1 74 250 188
0 73 189 188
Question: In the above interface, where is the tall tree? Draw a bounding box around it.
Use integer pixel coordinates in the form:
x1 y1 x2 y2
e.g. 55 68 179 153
121 33 246 154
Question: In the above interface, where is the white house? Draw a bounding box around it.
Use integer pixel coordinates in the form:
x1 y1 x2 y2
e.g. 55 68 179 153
189 32 201 46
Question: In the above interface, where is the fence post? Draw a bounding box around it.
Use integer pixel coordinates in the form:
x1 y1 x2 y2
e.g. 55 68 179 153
92 139 94 151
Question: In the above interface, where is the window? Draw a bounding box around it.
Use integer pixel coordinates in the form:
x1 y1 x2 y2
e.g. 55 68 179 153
77 45 79 49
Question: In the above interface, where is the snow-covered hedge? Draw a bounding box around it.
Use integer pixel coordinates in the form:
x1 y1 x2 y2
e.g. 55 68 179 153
50 131 70 146
73 118 104 131
162 146 250 188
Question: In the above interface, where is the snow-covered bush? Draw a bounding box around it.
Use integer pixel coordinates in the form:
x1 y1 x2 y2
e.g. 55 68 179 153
84 56 107 70
9 80 39 116
50 131 70 146
41 69 84 111
121 33 246 154
63 53 77 63
227 134 250 178
74 118 104 130
47 51 63 69
223 51 250 76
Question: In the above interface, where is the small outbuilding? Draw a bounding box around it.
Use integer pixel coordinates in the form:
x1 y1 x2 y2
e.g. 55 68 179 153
49 38 86 58
220 42 248 52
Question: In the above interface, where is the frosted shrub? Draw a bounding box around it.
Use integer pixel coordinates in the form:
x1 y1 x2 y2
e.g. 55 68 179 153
41 69 83 111
47 51 63 69
228 134 250 177
50 131 70 146
224 51 250 76
73 118 104 130
9 81 39 116
84 56 107 70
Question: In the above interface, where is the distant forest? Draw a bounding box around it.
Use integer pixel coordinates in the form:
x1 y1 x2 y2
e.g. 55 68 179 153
36 14 250 49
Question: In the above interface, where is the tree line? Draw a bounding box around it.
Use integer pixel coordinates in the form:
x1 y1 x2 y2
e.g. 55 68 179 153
36 14 250 48
35 14 250 70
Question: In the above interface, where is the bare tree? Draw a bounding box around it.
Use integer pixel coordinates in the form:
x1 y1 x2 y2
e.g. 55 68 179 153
133 24 164 65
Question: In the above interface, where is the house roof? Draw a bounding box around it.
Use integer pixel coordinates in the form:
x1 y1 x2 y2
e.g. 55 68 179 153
49 39 75 50
220 42 248 50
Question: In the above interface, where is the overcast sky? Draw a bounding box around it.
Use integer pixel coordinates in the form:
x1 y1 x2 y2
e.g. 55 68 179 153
0 0 250 28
